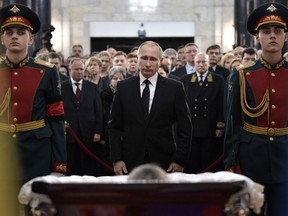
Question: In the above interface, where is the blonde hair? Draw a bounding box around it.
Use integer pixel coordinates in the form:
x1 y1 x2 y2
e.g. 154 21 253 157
99 50 111 59
84 56 102 70
221 53 235 68
229 58 242 71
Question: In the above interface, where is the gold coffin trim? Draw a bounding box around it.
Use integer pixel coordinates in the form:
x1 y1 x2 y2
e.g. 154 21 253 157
0 119 45 133
243 122 288 136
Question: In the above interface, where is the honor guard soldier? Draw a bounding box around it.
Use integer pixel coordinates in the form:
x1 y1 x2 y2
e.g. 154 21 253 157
0 4 67 182
224 2 288 215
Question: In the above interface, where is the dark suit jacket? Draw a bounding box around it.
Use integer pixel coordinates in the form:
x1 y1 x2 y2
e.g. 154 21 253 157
98 76 109 93
61 79 103 145
181 72 224 137
108 74 192 172
171 66 188 78
60 73 69 83
168 73 181 81
209 65 230 81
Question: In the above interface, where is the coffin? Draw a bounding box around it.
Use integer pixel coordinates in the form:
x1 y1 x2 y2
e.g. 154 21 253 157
31 180 245 216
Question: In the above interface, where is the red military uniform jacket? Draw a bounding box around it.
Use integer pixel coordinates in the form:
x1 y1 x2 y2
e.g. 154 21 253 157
224 58 288 183
0 56 66 181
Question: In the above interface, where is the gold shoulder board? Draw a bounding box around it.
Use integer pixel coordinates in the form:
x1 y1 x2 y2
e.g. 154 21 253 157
236 62 255 71
34 59 54 68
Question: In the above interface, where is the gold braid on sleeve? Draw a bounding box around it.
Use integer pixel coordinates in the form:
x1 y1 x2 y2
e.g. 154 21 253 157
239 70 269 118
0 88 11 117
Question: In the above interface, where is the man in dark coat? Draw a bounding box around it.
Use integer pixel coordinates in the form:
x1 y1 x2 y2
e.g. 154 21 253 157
182 52 224 173
172 42 199 78
108 41 192 175
206 44 230 81
48 52 69 83
224 2 288 215
62 58 103 176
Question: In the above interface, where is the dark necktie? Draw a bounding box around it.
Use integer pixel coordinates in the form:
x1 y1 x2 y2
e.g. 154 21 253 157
75 82 81 101
142 80 150 117
199 75 203 86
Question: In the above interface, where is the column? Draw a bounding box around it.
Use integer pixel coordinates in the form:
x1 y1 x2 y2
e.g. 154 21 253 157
32 0 53 52
234 0 252 47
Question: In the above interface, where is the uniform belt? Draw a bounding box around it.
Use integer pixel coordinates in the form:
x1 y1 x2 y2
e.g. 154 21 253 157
0 119 45 133
243 122 288 136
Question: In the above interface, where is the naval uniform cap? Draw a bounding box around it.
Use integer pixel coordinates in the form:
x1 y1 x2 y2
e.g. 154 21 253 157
247 2 288 35
0 4 40 34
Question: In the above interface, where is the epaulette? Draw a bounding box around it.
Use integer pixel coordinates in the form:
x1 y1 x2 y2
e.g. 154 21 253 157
190 73 197 82
236 61 255 71
34 59 54 68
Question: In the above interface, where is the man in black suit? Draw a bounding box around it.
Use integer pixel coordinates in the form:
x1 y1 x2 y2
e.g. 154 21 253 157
181 52 224 173
108 41 192 175
206 44 230 81
241 47 258 64
48 52 69 83
206 45 228 173
61 58 103 176
172 42 199 78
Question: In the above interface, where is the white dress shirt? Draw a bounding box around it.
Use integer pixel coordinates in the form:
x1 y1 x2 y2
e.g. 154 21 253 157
196 71 208 82
139 72 158 113
186 63 196 74
71 78 83 94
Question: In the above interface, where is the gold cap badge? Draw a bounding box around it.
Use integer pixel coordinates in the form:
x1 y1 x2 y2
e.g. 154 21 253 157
10 5 20 13
267 4 277 12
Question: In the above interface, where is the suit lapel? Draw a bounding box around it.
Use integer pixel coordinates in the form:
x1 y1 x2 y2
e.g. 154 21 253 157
131 76 145 120
79 80 85 103
62 80 77 108
67 80 75 99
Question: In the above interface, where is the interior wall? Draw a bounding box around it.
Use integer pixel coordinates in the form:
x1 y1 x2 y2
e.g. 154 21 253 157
51 0 234 58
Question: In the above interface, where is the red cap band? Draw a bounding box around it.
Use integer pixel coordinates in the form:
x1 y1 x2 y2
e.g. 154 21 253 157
1 16 33 31
255 14 286 31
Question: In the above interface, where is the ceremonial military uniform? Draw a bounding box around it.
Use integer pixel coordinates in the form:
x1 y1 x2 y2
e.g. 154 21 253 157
224 2 288 215
224 59 288 183
182 72 224 173
0 4 66 181
182 72 224 137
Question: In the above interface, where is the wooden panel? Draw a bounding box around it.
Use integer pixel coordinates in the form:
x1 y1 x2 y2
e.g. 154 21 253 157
32 181 244 216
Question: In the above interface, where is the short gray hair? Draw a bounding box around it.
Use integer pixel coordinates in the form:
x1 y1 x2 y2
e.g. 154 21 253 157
163 48 178 58
108 66 126 80
137 41 163 59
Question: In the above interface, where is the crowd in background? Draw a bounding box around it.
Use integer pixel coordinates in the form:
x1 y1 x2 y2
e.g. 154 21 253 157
24 41 267 177
31 43 269 89
2 2 288 215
